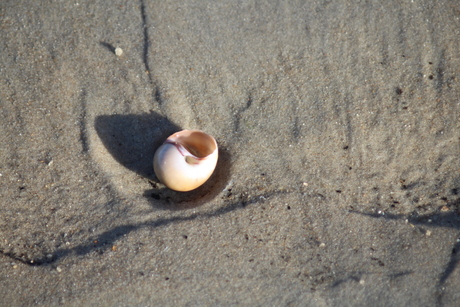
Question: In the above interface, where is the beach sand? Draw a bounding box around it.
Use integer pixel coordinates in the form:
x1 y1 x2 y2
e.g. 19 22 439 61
1 0 460 305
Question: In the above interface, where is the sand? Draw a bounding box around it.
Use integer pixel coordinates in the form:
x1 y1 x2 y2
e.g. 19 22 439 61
1 0 460 305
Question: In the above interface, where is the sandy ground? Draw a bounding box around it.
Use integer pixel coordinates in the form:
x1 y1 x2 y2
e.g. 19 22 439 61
1 0 460 306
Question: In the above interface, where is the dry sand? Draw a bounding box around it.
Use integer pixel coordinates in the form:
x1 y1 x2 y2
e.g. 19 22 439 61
1 0 460 306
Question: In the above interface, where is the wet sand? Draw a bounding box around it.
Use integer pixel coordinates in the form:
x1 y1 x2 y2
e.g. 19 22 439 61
1 1 460 305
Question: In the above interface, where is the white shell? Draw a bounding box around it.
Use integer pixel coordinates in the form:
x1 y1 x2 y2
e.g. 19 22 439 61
153 130 218 192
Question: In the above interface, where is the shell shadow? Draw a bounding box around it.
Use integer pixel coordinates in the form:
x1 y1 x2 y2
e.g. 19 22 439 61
94 112 180 179
94 112 231 210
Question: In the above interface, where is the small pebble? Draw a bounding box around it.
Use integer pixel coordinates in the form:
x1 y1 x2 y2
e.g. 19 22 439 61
56 266 62 272
426 230 431 237
115 47 123 56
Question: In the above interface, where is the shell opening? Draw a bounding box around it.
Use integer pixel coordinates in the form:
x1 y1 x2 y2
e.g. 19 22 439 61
173 131 217 158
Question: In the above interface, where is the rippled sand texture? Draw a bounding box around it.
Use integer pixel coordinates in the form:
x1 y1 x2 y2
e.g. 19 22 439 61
1 1 460 305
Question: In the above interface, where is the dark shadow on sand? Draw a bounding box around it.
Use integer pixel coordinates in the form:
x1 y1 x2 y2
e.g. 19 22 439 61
95 112 179 179
94 112 232 210
99 41 116 54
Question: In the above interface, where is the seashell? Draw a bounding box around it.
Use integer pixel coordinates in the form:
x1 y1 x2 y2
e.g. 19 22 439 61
153 130 218 192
